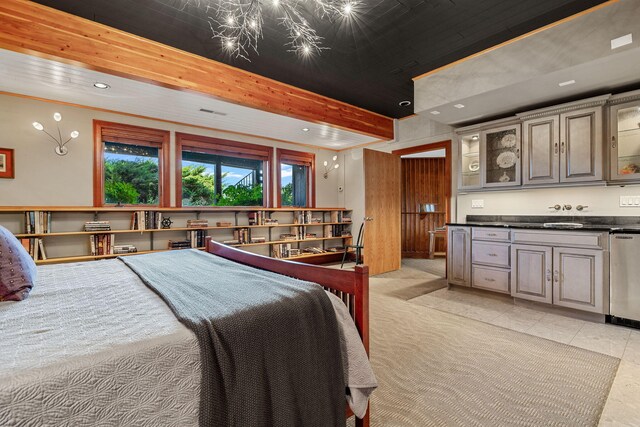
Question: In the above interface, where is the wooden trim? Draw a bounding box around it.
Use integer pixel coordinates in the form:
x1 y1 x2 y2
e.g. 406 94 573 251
336 138 391 152
93 120 170 207
276 148 316 208
412 1 619 81
175 132 273 208
0 0 392 140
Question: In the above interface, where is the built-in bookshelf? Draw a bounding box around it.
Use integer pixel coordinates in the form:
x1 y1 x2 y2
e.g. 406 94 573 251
0 207 353 265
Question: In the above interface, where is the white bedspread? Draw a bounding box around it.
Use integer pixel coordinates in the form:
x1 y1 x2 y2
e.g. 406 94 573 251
0 258 375 426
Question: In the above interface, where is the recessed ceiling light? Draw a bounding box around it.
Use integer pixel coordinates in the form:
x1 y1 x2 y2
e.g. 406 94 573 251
471 136 479 140
93 82 110 89
453 104 465 109
611 33 633 50
399 100 411 107
430 110 440 115
199 108 227 116
558 79 576 87
302 128 310 132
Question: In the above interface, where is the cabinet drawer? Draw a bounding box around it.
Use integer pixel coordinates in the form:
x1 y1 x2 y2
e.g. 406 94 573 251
472 265 510 294
511 230 605 249
472 227 511 242
472 241 510 267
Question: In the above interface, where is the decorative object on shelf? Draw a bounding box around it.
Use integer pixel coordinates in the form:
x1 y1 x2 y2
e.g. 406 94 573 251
0 148 15 179
496 151 517 169
499 171 511 182
31 113 79 156
188 0 358 60
323 155 340 178
161 217 173 229
468 160 480 172
500 134 517 148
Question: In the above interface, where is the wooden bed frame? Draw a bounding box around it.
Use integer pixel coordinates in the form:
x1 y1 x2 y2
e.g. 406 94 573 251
206 238 371 427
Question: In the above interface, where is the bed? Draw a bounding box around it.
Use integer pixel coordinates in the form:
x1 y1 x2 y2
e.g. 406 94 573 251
0 237 374 427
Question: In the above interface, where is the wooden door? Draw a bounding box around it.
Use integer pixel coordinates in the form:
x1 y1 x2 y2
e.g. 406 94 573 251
364 149 401 275
522 116 559 185
511 244 553 304
553 247 605 313
447 226 471 286
559 107 603 183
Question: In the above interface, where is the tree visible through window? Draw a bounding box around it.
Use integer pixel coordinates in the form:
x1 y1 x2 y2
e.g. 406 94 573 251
104 142 159 205
277 148 315 208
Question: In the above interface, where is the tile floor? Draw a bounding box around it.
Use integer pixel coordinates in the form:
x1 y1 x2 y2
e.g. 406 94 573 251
410 285 640 426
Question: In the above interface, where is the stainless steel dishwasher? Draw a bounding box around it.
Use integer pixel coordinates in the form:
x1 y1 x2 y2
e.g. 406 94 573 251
610 232 640 327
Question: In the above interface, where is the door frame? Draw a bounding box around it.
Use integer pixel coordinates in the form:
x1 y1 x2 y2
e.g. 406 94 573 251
392 140 452 264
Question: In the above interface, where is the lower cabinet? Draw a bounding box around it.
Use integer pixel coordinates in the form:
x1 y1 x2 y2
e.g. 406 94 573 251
512 244 606 313
447 226 471 286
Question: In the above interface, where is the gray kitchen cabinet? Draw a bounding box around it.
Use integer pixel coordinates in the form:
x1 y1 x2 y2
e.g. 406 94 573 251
609 99 640 181
553 247 605 314
511 244 553 304
447 226 471 286
481 124 521 188
471 228 511 294
522 107 603 185
458 131 482 190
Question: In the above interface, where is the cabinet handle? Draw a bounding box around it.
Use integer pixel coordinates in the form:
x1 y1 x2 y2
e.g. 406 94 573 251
546 269 551 282
554 142 558 154
561 141 565 154
612 135 616 149
516 148 520 159
484 278 496 282
488 253 498 257
487 233 497 236
554 269 559 283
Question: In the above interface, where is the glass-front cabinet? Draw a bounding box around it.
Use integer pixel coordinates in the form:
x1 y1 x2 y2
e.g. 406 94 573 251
481 124 521 187
610 100 640 181
458 132 481 190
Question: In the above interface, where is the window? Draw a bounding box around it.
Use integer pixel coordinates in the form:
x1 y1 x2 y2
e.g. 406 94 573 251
277 148 315 207
93 121 170 207
176 133 272 207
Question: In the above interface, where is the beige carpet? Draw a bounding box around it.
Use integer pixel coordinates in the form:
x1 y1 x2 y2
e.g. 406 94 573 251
351 270 620 426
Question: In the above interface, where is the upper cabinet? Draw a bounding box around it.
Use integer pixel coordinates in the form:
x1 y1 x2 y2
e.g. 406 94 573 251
610 98 640 182
481 124 521 187
522 106 603 186
458 132 481 190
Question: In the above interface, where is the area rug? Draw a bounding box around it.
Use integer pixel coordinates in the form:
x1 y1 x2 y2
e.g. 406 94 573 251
352 278 620 427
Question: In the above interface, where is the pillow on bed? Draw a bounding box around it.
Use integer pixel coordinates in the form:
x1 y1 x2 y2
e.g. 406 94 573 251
0 225 37 301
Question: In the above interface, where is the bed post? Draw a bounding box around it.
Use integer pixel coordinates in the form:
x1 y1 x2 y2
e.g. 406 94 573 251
353 264 370 427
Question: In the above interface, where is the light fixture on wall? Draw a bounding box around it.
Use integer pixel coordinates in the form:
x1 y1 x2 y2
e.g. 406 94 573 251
186 0 358 60
32 112 79 156
323 155 339 178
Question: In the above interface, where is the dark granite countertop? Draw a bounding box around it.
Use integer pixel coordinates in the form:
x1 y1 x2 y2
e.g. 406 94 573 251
447 215 640 233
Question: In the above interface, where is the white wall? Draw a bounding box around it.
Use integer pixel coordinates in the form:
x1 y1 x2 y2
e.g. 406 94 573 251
0 94 340 207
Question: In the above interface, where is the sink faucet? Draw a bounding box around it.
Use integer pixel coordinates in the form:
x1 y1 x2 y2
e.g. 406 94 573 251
576 205 588 211
548 204 561 211
563 204 572 211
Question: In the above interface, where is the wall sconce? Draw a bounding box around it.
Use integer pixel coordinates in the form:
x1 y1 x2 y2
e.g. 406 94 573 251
32 112 79 156
323 155 340 179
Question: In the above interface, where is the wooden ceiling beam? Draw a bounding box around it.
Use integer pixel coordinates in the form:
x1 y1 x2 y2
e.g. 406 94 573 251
0 0 394 140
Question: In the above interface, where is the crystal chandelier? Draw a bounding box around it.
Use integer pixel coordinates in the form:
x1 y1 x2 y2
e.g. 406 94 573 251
187 0 357 60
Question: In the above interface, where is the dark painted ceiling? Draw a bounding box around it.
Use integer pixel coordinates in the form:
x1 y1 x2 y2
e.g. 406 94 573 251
32 0 607 118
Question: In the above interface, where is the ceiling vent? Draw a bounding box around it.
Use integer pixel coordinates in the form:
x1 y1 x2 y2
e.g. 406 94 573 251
199 108 227 116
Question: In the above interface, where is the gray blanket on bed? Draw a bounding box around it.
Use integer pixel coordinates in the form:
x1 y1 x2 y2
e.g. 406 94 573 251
120 249 345 427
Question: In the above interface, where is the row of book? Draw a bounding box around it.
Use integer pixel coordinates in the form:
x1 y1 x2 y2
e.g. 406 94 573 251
188 230 206 248
293 211 321 225
24 211 52 234
323 225 352 238
330 211 351 223
247 211 278 226
131 211 163 230
84 221 111 232
89 234 116 256
187 219 208 228
20 238 47 260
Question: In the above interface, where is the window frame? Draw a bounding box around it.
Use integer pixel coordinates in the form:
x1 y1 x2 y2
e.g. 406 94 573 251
93 120 170 207
175 132 273 207
276 148 316 208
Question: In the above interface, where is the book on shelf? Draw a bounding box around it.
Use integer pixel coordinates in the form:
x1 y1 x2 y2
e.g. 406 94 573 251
187 229 207 247
303 246 325 254
113 244 137 254
272 243 293 259
84 221 111 232
89 234 115 256
131 211 162 230
187 219 208 228
250 236 266 243
216 221 233 227
264 218 279 225
293 211 313 225
248 211 268 226
327 246 345 252
20 238 47 260
280 233 297 241
222 239 240 245
323 225 333 238
24 210 52 234
233 228 251 244
168 240 191 249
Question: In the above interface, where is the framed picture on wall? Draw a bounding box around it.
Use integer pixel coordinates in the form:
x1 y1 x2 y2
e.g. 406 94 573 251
0 148 15 179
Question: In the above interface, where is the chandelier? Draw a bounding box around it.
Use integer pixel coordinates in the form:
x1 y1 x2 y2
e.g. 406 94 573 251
32 113 79 156
187 0 357 60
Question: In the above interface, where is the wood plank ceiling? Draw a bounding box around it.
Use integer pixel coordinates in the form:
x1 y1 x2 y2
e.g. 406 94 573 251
30 0 607 118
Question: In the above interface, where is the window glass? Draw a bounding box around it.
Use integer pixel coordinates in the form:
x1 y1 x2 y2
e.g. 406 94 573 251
104 141 159 205
181 150 264 206
280 162 308 207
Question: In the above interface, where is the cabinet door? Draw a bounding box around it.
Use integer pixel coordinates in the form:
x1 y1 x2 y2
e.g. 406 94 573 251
447 226 470 286
458 132 481 190
610 101 640 181
522 116 559 185
553 247 605 313
559 107 603 182
511 244 552 304
481 124 521 188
